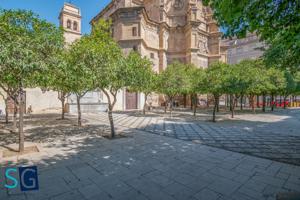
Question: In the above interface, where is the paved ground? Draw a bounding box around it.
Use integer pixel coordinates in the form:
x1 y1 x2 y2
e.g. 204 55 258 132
0 110 300 200
85 108 300 166
1 128 300 200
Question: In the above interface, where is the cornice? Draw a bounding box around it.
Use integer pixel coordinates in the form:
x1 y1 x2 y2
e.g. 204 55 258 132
59 11 82 19
64 29 82 36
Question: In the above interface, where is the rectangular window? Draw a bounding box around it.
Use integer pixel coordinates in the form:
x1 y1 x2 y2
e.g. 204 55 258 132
193 11 197 20
160 11 164 21
133 46 138 51
150 53 155 59
132 27 137 36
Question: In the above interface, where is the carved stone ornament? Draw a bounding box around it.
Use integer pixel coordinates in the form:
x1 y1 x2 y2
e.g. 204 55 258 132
198 38 209 53
173 0 184 10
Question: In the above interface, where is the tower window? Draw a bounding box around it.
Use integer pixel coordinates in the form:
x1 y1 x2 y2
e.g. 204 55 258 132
67 20 71 29
160 11 164 21
132 27 137 36
150 53 155 59
73 21 78 31
193 11 197 20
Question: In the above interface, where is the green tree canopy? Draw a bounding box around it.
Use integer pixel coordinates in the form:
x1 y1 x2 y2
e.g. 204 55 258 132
0 9 64 91
185 64 206 95
203 0 300 71
157 62 190 98
0 9 64 152
88 19 127 137
185 65 206 116
64 36 96 126
126 51 157 114
157 62 190 115
204 61 229 122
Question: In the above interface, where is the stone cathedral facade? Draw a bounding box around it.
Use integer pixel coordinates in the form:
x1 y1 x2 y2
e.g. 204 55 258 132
91 0 227 73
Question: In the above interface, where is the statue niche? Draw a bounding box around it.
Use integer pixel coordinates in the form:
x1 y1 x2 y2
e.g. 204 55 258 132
198 38 209 54
173 0 184 10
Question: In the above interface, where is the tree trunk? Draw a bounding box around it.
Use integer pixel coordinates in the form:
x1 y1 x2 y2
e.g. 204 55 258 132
143 94 148 115
271 94 275 111
5 98 9 124
102 90 116 138
19 89 25 153
250 95 255 113
193 94 197 116
262 94 266 112
257 96 260 108
12 102 17 132
216 97 220 112
240 95 243 110
235 96 238 108
226 95 229 108
229 95 232 112
279 96 282 106
183 94 187 108
212 95 218 122
108 109 115 138
206 95 209 108
164 100 167 113
283 96 288 109
190 94 193 110
169 97 173 117
61 96 65 120
230 94 234 118
76 95 82 127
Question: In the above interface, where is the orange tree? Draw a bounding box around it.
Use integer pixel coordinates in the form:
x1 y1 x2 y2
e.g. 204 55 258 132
0 9 64 152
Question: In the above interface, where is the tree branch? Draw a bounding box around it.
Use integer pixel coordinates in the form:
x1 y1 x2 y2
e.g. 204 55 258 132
101 89 112 110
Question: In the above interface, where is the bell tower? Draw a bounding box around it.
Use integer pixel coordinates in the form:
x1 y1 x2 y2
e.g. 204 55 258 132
59 3 82 44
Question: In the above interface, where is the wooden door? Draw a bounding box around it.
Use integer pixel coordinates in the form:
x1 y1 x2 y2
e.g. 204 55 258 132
126 90 137 110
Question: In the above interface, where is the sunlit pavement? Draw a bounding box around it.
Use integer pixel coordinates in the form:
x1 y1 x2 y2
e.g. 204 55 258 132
0 109 299 199
85 108 300 166
1 129 300 200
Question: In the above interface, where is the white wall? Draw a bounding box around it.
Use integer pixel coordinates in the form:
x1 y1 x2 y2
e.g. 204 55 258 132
101 89 145 111
0 89 6 115
25 88 61 113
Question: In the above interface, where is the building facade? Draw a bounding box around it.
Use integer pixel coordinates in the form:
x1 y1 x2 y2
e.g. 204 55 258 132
91 0 227 107
0 1 228 114
92 0 227 71
223 33 265 64
223 33 267 107
59 3 82 45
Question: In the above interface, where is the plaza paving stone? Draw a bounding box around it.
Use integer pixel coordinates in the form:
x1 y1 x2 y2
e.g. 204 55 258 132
1 109 300 199
85 109 300 166
1 128 300 200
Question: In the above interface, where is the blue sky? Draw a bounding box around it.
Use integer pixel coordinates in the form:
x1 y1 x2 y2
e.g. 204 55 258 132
0 0 111 34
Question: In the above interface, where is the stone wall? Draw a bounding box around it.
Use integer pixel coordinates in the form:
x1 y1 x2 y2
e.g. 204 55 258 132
224 34 265 64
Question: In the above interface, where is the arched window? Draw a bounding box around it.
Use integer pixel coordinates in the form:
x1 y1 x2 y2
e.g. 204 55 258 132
73 21 78 31
67 20 71 29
